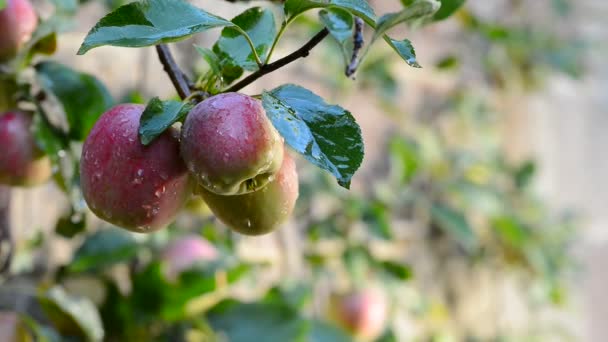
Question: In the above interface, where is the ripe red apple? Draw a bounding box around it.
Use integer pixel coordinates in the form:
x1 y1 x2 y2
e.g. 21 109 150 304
197 151 298 236
80 104 191 233
0 111 51 186
181 92 284 195
0 0 38 62
331 289 388 341
162 235 218 279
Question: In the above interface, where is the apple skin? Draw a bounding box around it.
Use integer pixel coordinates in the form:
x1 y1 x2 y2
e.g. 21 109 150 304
162 235 218 279
0 111 51 186
181 92 284 196
197 151 298 236
0 0 38 62
330 289 388 341
80 104 191 233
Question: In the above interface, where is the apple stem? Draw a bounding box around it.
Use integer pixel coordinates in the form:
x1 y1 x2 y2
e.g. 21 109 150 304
0 186 12 275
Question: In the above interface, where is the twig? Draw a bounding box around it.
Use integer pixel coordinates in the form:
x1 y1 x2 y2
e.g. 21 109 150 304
155 44 192 100
346 17 365 78
0 186 12 275
226 28 330 93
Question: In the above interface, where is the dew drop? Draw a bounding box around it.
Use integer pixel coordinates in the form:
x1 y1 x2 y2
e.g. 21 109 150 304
154 186 166 198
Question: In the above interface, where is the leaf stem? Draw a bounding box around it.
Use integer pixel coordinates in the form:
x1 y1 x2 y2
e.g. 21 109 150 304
225 28 330 93
235 27 264 68
264 20 289 64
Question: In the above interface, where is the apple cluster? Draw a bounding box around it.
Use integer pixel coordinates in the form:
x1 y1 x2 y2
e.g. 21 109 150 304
0 0 52 187
80 93 299 235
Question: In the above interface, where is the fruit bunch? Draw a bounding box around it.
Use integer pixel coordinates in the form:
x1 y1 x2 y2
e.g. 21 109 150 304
0 0 51 187
80 93 299 235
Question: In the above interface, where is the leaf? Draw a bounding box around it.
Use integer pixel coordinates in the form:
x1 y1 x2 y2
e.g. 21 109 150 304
363 201 392 239
194 45 221 76
77 0 234 54
373 0 440 40
384 36 421 68
431 203 477 250
214 7 276 70
262 84 364 189
38 286 104 341
284 0 376 27
35 61 113 141
208 301 309 342
138 97 192 145
55 211 86 238
433 0 466 21
308 320 351 342
0 0 6 10
319 8 354 66
492 216 528 247
32 114 65 160
381 261 413 280
70 229 139 272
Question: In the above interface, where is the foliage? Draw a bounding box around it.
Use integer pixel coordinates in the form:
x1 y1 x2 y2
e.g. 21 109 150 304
0 0 583 341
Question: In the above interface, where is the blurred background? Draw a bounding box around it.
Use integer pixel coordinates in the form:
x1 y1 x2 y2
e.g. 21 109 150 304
2 0 607 341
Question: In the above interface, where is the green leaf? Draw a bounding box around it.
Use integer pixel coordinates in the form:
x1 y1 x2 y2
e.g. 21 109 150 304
514 160 536 189
431 203 477 250
433 0 466 21
308 320 351 342
381 261 413 280
77 0 234 54
35 61 113 141
194 45 221 76
214 7 276 71
284 0 376 27
32 114 65 159
363 201 392 239
384 36 420 68
55 211 86 238
70 229 139 272
389 137 420 183
262 84 364 189
493 216 528 247
38 286 104 341
138 97 192 145
319 8 354 66
373 0 440 40
0 0 6 10
208 301 309 342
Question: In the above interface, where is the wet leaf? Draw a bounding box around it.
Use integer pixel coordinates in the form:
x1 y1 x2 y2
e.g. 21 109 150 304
138 97 192 145
262 84 364 189
78 0 233 54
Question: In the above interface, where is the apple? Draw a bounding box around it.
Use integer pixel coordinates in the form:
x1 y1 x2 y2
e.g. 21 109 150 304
197 151 298 236
162 235 218 279
0 111 51 186
80 104 191 232
181 92 283 195
331 288 388 341
0 0 38 62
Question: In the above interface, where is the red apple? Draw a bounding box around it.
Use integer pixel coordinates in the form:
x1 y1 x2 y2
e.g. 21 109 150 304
331 289 388 341
162 235 218 279
197 151 298 236
0 111 51 186
80 104 190 232
0 0 37 62
181 92 284 195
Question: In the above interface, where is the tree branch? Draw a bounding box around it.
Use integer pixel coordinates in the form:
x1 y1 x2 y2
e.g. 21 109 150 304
226 28 330 93
0 186 12 275
346 17 365 78
155 44 192 100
